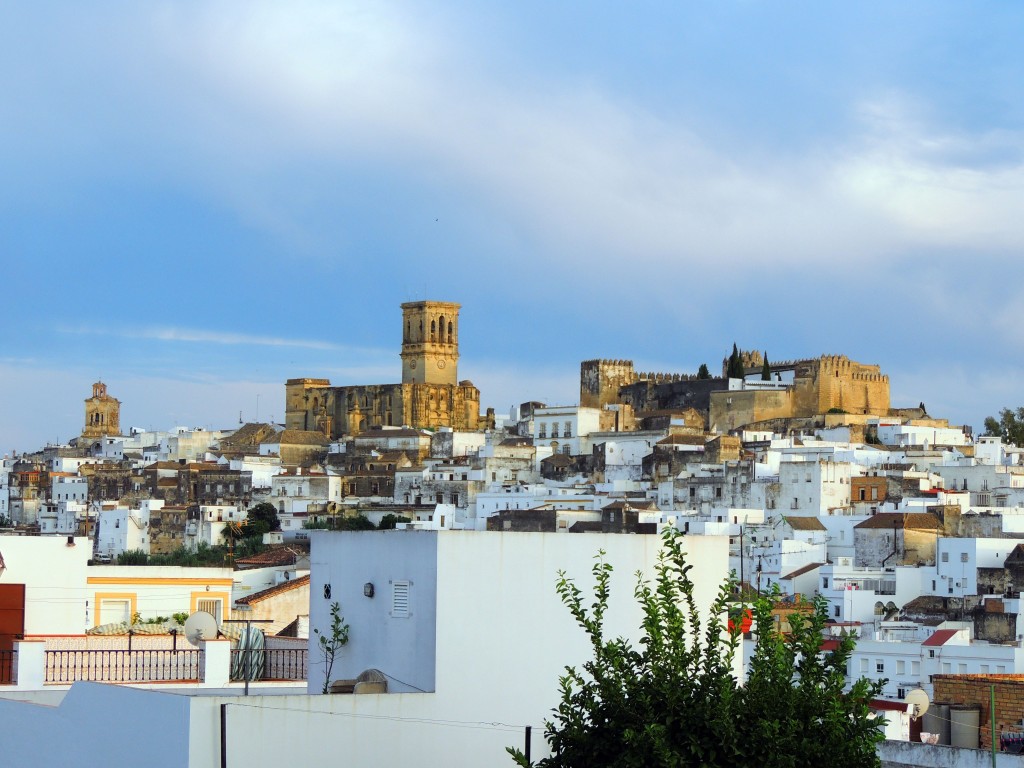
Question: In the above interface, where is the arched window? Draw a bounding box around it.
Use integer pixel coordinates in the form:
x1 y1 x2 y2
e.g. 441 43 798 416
430 320 436 342
438 315 446 342
447 320 453 343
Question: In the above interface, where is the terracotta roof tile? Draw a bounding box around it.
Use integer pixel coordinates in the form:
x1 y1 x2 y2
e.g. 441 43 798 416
236 574 310 605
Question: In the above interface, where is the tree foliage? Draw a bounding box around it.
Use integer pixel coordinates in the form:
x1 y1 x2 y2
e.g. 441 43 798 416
379 513 411 530
984 407 1024 447
313 601 350 694
726 344 745 379
761 352 771 381
510 529 884 768
696 363 711 380
246 502 281 535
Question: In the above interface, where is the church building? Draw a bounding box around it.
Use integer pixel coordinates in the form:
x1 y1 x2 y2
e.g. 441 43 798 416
285 301 483 438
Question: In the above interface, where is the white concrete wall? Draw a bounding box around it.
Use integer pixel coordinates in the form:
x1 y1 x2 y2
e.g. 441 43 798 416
0 682 192 768
0 536 92 634
0 532 730 768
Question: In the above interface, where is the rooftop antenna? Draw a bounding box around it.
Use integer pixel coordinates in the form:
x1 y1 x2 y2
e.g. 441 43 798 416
183 610 219 647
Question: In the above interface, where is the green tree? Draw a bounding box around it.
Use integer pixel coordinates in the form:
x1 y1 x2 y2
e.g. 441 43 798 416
761 351 771 381
379 513 411 530
337 514 376 531
696 363 711 380
510 529 884 768
727 343 745 379
984 407 1024 447
246 502 281 535
313 601 350 694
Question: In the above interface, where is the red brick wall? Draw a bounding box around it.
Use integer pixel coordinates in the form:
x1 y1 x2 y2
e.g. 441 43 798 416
933 674 1024 748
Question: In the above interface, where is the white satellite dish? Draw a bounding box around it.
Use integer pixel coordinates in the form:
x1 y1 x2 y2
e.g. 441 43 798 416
183 611 219 647
905 688 930 720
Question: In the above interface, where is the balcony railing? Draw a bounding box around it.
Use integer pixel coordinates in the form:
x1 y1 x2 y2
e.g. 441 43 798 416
229 648 307 681
45 649 202 684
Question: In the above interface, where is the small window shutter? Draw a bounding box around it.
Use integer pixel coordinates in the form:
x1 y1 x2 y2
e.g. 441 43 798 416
391 581 410 618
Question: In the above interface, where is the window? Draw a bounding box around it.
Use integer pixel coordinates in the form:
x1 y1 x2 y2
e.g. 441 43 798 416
834 605 840 618
958 664 967 673
197 598 222 623
391 581 410 618
928 649 935 658
998 665 1007 674
897 687 907 699
911 661 920 674
100 599 132 625
981 665 990 674
859 659 868 673
896 660 906 674
941 663 951 674
942 552 949 563
822 577 829 589
876 661 885 674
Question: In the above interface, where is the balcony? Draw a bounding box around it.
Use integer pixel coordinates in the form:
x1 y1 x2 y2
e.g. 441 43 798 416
46 648 202 684
2 637 308 690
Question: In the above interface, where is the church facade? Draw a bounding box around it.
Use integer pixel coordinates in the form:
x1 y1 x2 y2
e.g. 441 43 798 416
285 301 482 439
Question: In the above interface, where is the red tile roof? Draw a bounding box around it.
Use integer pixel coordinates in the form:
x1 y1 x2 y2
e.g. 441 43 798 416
922 629 959 647
236 574 310 605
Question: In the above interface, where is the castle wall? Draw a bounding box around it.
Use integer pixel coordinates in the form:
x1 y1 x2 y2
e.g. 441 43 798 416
792 356 889 417
708 389 794 433
580 359 636 408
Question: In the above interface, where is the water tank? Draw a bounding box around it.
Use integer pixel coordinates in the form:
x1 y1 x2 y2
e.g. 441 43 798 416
923 703 951 746
950 705 981 749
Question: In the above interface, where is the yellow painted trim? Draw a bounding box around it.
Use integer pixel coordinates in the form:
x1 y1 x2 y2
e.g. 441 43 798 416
87 577 234 587
190 591 230 618
94 592 138 627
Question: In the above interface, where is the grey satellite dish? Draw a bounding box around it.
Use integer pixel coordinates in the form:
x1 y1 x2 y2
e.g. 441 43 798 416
183 611 219 647
905 688 930 720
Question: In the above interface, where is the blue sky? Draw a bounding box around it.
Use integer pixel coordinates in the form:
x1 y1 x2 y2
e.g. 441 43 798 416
2 2 1023 449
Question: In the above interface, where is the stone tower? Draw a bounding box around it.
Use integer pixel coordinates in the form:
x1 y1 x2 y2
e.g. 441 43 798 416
83 381 121 439
400 300 460 386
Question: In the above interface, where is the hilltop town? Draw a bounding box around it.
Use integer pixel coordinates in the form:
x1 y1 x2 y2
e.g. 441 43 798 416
2 299 1022 764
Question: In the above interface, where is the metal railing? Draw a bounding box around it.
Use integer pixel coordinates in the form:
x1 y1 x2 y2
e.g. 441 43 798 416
0 650 16 684
230 648 307 681
45 649 202 683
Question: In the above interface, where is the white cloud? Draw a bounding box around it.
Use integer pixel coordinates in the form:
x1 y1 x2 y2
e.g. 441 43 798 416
58 324 365 353
6 4 1024 281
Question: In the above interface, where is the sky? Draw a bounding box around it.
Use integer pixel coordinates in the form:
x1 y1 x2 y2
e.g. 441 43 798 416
2 2 1024 450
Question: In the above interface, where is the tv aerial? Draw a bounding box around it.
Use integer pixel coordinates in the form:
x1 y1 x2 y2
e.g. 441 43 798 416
183 611 219 646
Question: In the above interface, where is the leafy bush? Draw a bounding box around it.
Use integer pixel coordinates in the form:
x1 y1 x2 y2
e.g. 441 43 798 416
510 529 884 768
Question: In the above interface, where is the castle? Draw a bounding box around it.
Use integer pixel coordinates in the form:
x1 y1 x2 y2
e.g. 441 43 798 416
285 301 483 439
581 353 891 432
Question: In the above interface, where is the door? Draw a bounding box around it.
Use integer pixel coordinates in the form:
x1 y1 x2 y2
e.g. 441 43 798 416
0 583 26 683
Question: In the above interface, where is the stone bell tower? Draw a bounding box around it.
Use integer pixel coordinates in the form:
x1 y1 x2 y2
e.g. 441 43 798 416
400 300 460 387
83 381 121 439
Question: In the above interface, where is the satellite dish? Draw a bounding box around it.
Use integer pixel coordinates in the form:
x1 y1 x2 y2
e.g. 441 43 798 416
183 611 219 647
905 688 930 720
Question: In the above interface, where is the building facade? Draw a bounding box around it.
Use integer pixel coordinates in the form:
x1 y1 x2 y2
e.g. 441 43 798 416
286 301 482 438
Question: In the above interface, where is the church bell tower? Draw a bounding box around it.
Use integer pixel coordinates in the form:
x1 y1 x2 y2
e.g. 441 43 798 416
400 301 460 386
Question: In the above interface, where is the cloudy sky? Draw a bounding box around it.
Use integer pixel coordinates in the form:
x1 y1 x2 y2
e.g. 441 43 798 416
2 2 1023 449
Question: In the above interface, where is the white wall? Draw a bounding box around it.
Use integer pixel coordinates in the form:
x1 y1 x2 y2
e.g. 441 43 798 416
0 536 92 634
